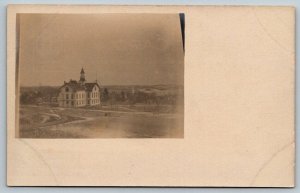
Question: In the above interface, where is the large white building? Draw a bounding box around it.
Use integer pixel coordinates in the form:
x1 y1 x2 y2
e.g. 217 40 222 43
58 68 101 107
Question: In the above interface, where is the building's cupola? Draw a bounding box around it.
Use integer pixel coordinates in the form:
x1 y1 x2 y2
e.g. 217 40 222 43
79 67 86 85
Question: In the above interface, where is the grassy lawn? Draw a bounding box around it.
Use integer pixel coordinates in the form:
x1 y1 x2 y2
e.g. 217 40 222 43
19 105 183 138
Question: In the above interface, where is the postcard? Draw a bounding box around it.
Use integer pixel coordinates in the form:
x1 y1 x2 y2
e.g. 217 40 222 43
7 5 295 187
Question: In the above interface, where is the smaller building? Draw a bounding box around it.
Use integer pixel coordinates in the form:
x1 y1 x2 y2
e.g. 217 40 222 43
57 68 101 108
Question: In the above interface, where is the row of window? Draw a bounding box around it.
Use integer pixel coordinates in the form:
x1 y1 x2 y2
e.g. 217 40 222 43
88 99 100 105
91 92 99 98
65 100 85 106
65 93 85 100
64 99 99 106
64 92 99 100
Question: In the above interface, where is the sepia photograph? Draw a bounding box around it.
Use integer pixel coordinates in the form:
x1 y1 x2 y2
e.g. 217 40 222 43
16 13 185 138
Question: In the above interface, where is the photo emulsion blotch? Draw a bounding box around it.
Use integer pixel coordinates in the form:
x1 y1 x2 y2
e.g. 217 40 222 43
16 14 184 138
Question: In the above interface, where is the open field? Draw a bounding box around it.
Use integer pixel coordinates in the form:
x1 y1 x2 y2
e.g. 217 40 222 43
19 105 184 138
19 84 184 138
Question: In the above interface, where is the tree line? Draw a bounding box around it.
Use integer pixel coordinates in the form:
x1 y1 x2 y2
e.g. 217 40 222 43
19 86 183 108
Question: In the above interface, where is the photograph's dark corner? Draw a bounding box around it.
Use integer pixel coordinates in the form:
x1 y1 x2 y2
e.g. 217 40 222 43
180 13 185 51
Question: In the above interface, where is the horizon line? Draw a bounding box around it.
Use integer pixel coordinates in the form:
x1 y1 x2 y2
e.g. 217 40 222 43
20 83 184 87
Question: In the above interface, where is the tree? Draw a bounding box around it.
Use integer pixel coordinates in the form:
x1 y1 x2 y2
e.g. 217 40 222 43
20 92 29 104
102 88 109 102
120 91 126 101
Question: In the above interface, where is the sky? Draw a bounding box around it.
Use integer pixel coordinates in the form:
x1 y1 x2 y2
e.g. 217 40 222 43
18 13 184 86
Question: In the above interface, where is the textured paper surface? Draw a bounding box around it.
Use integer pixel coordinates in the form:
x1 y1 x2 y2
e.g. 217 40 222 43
7 5 295 187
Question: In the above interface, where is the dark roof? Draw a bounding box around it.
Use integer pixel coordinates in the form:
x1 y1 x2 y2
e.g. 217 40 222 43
81 68 85 74
67 81 86 91
69 80 78 84
60 81 100 92
59 80 85 91
85 82 100 92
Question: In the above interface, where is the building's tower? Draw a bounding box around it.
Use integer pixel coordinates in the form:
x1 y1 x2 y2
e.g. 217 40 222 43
79 67 86 85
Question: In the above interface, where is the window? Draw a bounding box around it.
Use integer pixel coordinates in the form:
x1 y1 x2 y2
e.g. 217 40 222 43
71 101 74 106
71 94 73 99
66 94 69 99
65 87 69 92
